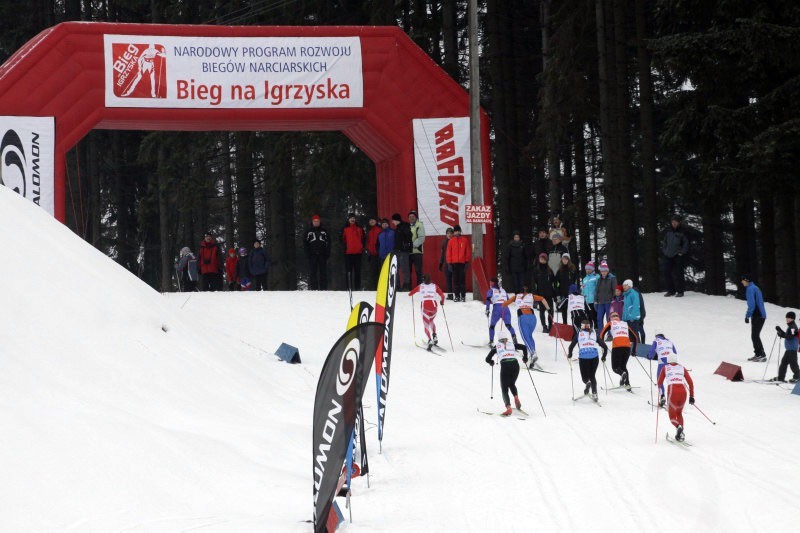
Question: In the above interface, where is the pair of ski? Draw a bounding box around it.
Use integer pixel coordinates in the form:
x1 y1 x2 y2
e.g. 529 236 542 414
665 433 692 447
602 385 640 393
477 407 528 420
415 340 446 355
751 379 792 390
572 393 602 406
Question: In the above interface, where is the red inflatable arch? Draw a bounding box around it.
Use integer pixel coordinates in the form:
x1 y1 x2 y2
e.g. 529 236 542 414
0 22 495 285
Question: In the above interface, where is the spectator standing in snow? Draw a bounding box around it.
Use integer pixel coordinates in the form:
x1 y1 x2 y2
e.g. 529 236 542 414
225 248 239 291
593 261 617 332
532 252 556 333
377 218 395 262
446 225 470 302
547 232 569 276
392 213 414 290
662 215 689 297
342 213 365 291
409 210 426 288
505 230 529 294
365 216 382 288
622 279 645 344
770 312 799 383
532 228 553 268
610 285 625 321
175 246 198 292
236 247 252 291
198 232 223 291
439 227 454 300
304 214 330 290
742 274 767 362
581 261 599 329
554 253 579 323
249 239 270 291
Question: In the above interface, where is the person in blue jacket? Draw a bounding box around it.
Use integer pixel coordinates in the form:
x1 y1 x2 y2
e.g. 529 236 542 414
485 278 517 345
770 312 799 383
622 279 645 344
377 218 395 262
742 274 767 362
581 261 599 328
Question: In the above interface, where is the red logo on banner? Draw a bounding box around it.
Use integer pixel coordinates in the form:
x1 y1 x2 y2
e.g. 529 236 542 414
434 123 465 227
465 204 492 224
111 43 167 98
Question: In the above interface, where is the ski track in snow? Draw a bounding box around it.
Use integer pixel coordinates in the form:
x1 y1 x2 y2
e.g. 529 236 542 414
1 187 799 531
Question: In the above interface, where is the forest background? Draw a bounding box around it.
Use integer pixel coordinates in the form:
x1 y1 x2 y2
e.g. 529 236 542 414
2 0 798 306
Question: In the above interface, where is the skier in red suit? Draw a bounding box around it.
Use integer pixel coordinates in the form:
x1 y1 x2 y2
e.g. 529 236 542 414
657 353 695 442
408 274 445 347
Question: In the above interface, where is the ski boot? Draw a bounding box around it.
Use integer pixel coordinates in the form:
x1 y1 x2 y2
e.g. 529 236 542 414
426 338 434 351
584 382 591 396
675 425 685 442
432 333 439 345
768 376 785 383
790 377 799 383
501 405 513 416
514 395 522 409
591 393 599 402
528 351 539 369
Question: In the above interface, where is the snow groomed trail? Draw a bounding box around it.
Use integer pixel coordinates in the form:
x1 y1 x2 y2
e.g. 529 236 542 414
1 186 798 531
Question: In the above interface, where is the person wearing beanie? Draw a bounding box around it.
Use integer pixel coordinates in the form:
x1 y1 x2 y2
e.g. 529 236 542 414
235 247 252 291
621 279 645 344
439 227 455 299
532 228 553 265
770 312 799 383
304 214 331 290
581 261 599 328
249 239 271 291
554 252 579 324
505 230 530 294
532 251 556 332
657 352 695 442
342 213 365 291
377 217 395 263
598 310 639 390
610 285 625 318
446 225 470 301
593 261 617 332
408 210 426 287
225 247 239 291
198 232 223 292
662 215 689 297
742 274 767 362
485 278 517 345
365 216 383 289
174 246 198 292
391 213 413 290
485 323 529 416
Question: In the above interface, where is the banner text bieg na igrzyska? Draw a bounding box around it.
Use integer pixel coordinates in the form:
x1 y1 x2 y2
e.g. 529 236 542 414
104 35 363 109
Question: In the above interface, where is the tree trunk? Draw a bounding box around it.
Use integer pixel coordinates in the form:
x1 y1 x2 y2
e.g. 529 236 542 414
595 0 615 263
635 0 659 291
541 0 561 214
701 200 725 295
758 193 776 301
267 134 297 290
774 191 797 306
222 133 235 248
574 124 592 265
235 132 257 248
732 198 756 286
442 0 459 81
157 144 171 292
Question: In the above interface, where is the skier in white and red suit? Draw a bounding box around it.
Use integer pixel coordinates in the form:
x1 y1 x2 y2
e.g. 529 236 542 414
408 274 445 346
657 353 696 442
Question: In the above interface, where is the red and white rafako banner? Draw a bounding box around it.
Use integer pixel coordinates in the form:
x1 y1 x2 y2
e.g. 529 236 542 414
413 117 483 236
103 35 363 109
0 116 55 215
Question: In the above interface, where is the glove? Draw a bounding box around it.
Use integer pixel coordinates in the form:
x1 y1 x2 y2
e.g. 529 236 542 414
567 353 573 359
745 317 749 324
486 359 495 366
601 354 607 363
441 300 445 306
689 397 695 405
523 355 529 364
485 309 490 317
659 395 666 408
776 325 783 333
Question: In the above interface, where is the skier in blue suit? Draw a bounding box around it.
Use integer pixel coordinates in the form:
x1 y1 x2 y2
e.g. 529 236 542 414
485 278 517 345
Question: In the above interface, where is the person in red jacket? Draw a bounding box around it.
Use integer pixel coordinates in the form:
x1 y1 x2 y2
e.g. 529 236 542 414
225 248 239 291
446 225 470 302
365 216 382 289
657 353 695 442
198 232 222 292
342 213 365 291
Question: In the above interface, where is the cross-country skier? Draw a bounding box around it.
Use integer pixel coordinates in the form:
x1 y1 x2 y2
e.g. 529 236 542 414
647 333 678 405
484 324 529 416
408 274 445 348
657 353 695 442
567 319 606 401
485 277 517 345
598 310 639 389
503 284 551 368
557 283 589 333
770 311 799 383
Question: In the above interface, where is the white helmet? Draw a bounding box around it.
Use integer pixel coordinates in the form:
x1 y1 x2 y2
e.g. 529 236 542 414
667 353 678 364
495 323 510 343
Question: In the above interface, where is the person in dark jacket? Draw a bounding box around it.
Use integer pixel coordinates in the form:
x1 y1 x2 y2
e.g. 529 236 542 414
505 230 529 294
554 253 579 323
532 228 553 259
365 216 382 289
593 261 617 332
304 214 330 290
547 233 569 276
175 246 198 292
377 218 395 261
392 213 413 290
249 239 271 291
235 247 252 291
742 274 767 361
662 215 689 297
439 227 454 299
770 311 799 383
198 232 223 291
532 252 556 332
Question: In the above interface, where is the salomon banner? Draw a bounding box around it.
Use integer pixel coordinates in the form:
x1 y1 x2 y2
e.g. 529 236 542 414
312 322 383 533
0 117 55 215
104 35 363 109
344 301 374 491
374 253 398 447
413 117 481 236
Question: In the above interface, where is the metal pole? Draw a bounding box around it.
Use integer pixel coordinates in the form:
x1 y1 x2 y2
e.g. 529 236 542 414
469 0 484 301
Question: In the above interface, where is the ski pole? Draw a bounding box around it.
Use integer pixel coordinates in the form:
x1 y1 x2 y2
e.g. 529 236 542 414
555 336 575 400
631 351 655 386
602 358 608 395
761 333 779 381
410 294 417 341
602 359 613 394
441 302 455 352
692 403 717 425
654 397 660 444
490 363 494 399
525 363 547 417
649 358 654 412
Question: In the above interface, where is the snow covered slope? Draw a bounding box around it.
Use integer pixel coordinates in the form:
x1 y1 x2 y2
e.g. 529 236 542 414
2 185 799 532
